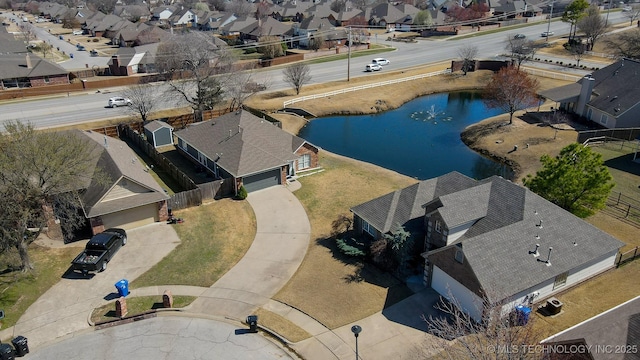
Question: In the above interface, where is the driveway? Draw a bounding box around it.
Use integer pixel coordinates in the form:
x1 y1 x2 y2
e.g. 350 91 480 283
9 223 181 349
188 186 311 320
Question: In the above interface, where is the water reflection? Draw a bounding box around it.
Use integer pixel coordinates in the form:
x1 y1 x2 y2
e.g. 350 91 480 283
298 91 514 180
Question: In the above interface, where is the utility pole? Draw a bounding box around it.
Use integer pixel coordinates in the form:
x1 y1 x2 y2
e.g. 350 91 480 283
605 0 612 26
347 27 351 82
546 0 554 42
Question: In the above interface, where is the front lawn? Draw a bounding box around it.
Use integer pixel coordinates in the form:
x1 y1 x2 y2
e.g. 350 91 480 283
131 198 256 288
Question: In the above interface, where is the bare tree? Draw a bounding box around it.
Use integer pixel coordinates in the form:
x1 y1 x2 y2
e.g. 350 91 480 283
18 23 37 47
484 66 540 124
39 41 53 59
156 32 234 121
605 29 640 60
226 70 270 111
623 5 640 26
506 37 538 69
424 290 541 360
258 36 284 59
0 121 101 270
330 0 347 12
576 5 608 51
121 83 165 123
308 33 325 51
568 42 586 66
283 62 312 95
62 13 80 29
457 44 478 75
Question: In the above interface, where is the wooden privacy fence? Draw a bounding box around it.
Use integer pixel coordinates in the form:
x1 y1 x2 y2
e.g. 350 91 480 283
617 247 640 267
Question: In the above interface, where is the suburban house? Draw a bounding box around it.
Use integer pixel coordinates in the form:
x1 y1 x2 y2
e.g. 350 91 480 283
173 109 319 193
144 120 174 148
351 172 624 322
539 58 640 129
240 16 293 41
75 130 170 235
108 43 159 76
296 15 335 48
540 295 640 359
0 53 69 89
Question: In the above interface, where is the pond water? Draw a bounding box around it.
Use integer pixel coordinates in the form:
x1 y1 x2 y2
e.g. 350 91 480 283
298 91 514 180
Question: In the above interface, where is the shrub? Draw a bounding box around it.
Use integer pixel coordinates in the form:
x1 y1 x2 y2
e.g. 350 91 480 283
92 38 99 42
336 238 366 257
236 185 248 200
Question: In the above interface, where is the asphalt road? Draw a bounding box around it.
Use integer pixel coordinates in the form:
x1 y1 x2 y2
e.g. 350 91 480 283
0 12 628 130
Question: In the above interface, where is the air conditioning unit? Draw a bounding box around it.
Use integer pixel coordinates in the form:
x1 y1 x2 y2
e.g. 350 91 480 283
546 297 563 315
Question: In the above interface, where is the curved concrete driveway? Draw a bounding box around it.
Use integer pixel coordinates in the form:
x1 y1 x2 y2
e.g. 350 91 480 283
188 186 311 320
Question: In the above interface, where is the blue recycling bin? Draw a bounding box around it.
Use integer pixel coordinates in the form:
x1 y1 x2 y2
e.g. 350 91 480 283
70 53 73 58
115 279 129 297
514 305 531 325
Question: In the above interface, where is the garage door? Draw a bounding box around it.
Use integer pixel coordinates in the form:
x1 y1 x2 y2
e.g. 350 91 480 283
243 169 281 192
101 204 158 230
432 266 483 322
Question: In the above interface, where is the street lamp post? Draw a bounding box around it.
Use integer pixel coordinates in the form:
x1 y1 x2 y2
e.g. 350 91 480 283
351 325 362 360
347 27 351 82
546 0 554 42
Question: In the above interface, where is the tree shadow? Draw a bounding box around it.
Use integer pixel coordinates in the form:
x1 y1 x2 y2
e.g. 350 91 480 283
604 153 640 176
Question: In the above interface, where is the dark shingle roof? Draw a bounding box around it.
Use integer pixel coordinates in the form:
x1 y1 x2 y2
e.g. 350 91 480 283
350 171 477 233
0 53 68 80
174 110 313 177
585 58 640 117
353 172 624 304
428 175 623 303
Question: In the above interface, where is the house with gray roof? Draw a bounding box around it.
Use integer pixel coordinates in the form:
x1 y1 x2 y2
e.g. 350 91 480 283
173 109 319 193
541 295 640 359
351 172 624 322
74 130 170 235
0 53 69 89
539 58 640 129
108 43 159 75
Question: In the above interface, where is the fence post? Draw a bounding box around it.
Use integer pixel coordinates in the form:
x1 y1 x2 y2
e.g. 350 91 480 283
634 247 638 261
617 192 622 205
626 204 631 218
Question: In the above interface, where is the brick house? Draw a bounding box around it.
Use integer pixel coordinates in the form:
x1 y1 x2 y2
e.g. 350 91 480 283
0 53 69 89
174 109 319 194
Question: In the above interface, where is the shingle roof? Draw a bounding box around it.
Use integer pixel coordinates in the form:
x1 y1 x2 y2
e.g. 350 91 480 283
428 175 623 303
77 130 168 217
585 58 640 118
0 53 68 80
350 172 477 233
174 110 313 177
353 171 624 304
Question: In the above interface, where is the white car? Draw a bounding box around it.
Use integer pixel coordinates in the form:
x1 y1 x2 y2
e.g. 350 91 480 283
72 30 84 35
541 31 554 37
372 58 390 66
108 97 132 108
365 64 382 72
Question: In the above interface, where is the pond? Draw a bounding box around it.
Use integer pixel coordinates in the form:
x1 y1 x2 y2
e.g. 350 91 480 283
298 91 514 180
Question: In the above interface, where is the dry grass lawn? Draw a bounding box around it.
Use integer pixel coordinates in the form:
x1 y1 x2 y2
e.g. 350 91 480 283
273 151 417 329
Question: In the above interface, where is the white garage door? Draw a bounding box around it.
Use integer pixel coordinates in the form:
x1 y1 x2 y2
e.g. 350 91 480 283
431 266 484 322
101 204 158 230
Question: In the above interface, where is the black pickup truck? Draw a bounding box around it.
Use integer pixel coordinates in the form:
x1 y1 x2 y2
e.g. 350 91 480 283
71 228 127 276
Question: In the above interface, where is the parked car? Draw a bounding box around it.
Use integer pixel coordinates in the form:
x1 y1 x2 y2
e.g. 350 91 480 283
365 64 382 72
372 58 390 66
71 228 127 276
541 31 554 37
76 44 85 51
514 33 526 39
108 97 132 108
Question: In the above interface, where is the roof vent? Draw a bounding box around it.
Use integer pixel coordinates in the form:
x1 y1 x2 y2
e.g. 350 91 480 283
537 247 552 266
536 219 543 229
529 243 540 257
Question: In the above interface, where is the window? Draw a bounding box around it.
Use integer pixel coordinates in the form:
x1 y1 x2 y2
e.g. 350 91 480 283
455 249 464 264
43 76 50 84
435 220 442 233
600 114 608 125
362 220 375 237
553 272 568 290
297 153 310 170
586 108 592 120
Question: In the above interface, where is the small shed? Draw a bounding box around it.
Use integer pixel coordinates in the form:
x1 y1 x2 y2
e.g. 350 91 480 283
144 120 174 148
